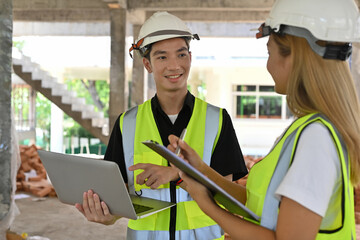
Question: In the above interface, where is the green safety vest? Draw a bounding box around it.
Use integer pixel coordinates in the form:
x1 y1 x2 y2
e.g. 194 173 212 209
246 113 356 239
120 97 224 240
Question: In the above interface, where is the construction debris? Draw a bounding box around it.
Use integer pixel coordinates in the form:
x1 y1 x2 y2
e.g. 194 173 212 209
16 145 56 198
355 186 360 224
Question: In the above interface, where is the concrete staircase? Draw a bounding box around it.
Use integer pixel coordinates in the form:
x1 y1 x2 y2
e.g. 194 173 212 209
12 48 109 144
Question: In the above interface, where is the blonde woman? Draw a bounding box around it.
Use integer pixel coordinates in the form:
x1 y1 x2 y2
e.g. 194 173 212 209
168 0 360 239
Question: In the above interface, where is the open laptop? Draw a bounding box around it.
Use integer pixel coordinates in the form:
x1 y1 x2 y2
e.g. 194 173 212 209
37 149 175 220
142 140 260 221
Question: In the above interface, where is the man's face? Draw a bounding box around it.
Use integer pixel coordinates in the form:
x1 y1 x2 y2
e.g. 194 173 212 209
143 38 191 93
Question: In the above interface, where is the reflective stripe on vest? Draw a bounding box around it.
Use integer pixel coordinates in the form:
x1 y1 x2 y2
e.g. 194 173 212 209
121 106 138 194
245 113 356 239
260 114 320 229
127 226 225 240
120 98 224 239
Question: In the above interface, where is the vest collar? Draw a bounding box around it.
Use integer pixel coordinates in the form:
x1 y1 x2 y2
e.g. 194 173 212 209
151 91 195 116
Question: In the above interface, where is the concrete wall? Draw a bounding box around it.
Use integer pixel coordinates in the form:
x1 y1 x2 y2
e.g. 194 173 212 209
0 0 12 226
190 63 291 156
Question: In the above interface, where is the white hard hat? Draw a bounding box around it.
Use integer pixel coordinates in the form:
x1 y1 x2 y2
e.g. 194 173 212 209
256 0 360 60
267 0 360 42
129 11 199 57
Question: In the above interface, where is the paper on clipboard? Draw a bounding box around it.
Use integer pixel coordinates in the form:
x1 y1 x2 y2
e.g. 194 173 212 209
142 140 260 221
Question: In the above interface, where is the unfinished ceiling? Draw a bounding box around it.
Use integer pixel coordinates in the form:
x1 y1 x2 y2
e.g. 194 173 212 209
13 0 274 23
13 0 360 38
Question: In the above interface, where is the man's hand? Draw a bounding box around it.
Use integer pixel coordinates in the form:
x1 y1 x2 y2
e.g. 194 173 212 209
129 163 179 189
168 134 206 172
75 189 120 225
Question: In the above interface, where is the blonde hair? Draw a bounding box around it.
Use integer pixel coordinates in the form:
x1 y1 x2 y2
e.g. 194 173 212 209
273 33 360 186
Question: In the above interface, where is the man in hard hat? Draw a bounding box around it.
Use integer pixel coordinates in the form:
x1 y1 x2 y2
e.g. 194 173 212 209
76 11 247 240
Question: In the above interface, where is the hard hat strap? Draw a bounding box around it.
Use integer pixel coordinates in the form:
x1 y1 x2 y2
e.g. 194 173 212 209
281 25 352 61
129 38 145 58
256 23 352 61
143 29 194 39
323 43 352 61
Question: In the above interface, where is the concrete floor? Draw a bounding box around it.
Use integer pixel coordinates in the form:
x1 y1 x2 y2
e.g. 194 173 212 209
9 192 360 240
9 192 128 240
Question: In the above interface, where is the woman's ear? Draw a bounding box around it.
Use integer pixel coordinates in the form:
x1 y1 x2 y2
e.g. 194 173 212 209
143 57 153 73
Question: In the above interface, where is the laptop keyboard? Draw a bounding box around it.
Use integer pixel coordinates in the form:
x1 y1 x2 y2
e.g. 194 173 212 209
133 203 153 214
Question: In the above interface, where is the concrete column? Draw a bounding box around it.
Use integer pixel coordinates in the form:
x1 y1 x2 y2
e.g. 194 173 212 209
29 88 36 129
0 0 12 222
50 70 64 153
109 7 127 132
29 88 36 145
131 24 145 107
50 103 63 153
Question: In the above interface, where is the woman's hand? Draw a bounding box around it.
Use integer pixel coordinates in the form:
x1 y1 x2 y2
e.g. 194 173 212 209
168 134 206 172
179 171 218 213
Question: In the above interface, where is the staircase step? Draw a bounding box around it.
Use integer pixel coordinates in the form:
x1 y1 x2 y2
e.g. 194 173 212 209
51 82 68 96
101 119 109 136
21 61 37 72
91 115 107 128
61 91 77 104
12 47 109 141
12 48 22 64
82 111 95 119
71 98 86 111
31 66 47 80
81 104 101 119
40 75 56 88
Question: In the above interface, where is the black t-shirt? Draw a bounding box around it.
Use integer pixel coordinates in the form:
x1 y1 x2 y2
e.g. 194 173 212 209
104 92 248 182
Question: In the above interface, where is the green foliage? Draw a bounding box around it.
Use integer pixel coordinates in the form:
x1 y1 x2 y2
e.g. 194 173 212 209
95 80 109 117
64 78 109 138
11 86 50 148
197 82 207 100
13 40 25 51
65 78 91 104
35 93 51 148
65 78 109 115
12 86 30 123
63 117 93 138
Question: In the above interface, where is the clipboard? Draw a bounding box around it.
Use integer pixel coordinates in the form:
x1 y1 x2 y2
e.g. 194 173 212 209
142 140 260 221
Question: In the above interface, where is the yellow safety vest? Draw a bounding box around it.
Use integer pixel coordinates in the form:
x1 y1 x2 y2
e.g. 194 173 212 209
246 113 356 239
120 97 224 240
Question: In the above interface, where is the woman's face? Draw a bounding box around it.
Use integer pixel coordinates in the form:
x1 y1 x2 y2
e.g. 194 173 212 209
266 35 292 94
